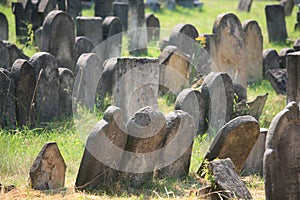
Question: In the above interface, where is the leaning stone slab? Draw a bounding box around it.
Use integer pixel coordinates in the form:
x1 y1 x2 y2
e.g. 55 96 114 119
29 142 66 190
264 102 300 200
265 68 287 95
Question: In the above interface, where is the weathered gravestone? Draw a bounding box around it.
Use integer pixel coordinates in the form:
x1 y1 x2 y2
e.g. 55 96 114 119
237 0 253 12
29 142 66 190
201 72 234 134
145 13 160 42
29 52 60 123
280 0 295 16
76 106 127 191
58 68 74 117
75 36 94 61
158 45 190 94
12 2 28 43
155 110 194 179
76 16 103 46
0 12 8 40
294 38 300 51
11 59 36 127
122 106 166 187
265 5 287 43
266 69 287 95
113 2 129 31
0 68 16 129
74 53 102 111
279 48 295 68
287 51 300 104
263 49 280 76
66 0 81 19
95 0 114 18
0 40 10 69
243 20 263 84
174 88 205 135
199 115 260 173
264 102 300 200
3 41 28 69
34 27 43 50
42 10 76 73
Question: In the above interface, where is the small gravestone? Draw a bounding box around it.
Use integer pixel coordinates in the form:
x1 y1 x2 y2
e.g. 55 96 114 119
208 158 252 199
0 12 8 40
0 40 10 69
145 14 160 42
29 52 60 123
294 38 300 51
156 110 194 179
243 20 263 84
29 142 66 190
237 0 253 12
95 0 114 18
201 72 234 134
159 45 190 94
42 10 76 73
34 27 43 50
263 49 280 76
199 115 259 173
76 16 103 46
175 88 205 135
122 106 166 187
66 0 81 19
279 48 295 68
177 0 194 8
113 2 128 31
165 0 176 10
58 68 74 117
76 106 127 191
264 102 300 200
287 51 300 103
147 0 160 11
280 0 294 16
11 59 36 127
102 16 123 58
3 41 25 69
75 36 94 62
265 5 287 43
266 69 287 95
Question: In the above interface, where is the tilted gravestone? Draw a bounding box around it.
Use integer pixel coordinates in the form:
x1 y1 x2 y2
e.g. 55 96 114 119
95 0 114 18
264 102 300 200
58 68 74 117
113 2 129 31
243 20 263 84
266 68 287 95
263 49 280 76
237 0 253 12
42 10 76 73
29 52 60 123
75 36 95 62
76 106 127 191
0 40 10 69
29 142 66 190
145 13 160 42
0 12 8 40
265 5 287 43
280 0 294 16
66 0 81 19
76 16 103 46
155 110 194 179
11 59 36 127
287 51 300 104
122 106 166 187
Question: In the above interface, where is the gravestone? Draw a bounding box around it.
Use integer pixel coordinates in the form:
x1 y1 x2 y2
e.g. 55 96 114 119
199 115 260 173
3 41 25 69
295 4 300 30
11 59 36 127
29 142 66 190
57 0 66 10
158 45 190 94
76 16 103 46
113 2 129 31
263 49 280 76
265 5 287 43
165 0 176 10
237 0 253 12
66 0 81 19
280 0 294 16
294 38 300 51
12 2 28 43
212 13 247 88
42 10 76 73
0 40 10 69
75 36 94 62
169 24 198 57
76 106 127 191
264 102 300 200
266 69 287 95
279 48 295 68
156 110 194 179
201 72 234 134
122 106 166 187
176 0 194 8
74 53 102 111
102 16 123 58
145 13 160 42
287 51 300 103
34 27 43 50
95 0 114 18
0 68 16 129
175 88 205 135
29 52 60 123
146 0 160 11
243 20 263 84
0 12 8 40
58 68 74 117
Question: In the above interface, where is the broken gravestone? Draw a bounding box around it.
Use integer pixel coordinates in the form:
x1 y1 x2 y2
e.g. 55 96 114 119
29 142 66 190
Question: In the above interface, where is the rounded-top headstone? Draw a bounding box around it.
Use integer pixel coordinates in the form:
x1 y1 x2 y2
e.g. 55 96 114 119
279 48 295 68
293 38 300 51
263 49 280 76
76 16 103 46
0 40 10 69
75 36 95 61
145 13 160 42
102 16 123 40
0 12 8 41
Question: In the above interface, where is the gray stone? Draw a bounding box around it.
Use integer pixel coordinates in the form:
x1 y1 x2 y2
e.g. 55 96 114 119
29 52 60 123
12 2 28 43
34 27 43 50
263 49 280 76
67 0 81 19
145 14 160 42
165 0 176 10
0 40 10 69
11 59 36 127
287 51 300 104
75 106 127 191
200 115 260 173
243 20 263 84
95 0 114 18
293 38 300 51
58 68 74 117
3 41 26 69
76 16 103 46
113 2 128 31
176 0 194 8
146 0 160 11
42 10 76 73
237 0 253 12
265 69 287 95
279 48 295 68
280 0 295 16
29 142 66 190
0 12 8 40
265 5 287 43
175 88 205 135
264 102 300 200
208 158 252 199
75 36 95 62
